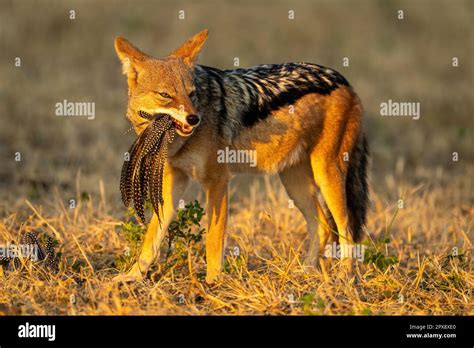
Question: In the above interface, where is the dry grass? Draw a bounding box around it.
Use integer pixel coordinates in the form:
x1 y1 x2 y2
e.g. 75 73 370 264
0 0 472 315
0 168 472 315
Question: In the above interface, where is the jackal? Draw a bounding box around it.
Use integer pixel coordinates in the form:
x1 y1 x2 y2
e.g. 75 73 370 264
113 29 369 283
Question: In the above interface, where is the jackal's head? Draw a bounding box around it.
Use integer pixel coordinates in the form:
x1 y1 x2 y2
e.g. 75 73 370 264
114 30 208 136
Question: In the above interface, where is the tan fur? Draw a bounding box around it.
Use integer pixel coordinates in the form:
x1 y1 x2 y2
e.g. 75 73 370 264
113 30 365 283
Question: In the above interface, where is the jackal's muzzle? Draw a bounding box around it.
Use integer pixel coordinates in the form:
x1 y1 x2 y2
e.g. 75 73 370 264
138 110 199 137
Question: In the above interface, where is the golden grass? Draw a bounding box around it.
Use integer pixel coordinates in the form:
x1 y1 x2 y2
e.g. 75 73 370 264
0 168 472 315
0 0 472 316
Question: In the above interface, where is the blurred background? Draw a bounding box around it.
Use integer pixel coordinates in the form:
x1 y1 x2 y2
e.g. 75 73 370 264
0 0 472 214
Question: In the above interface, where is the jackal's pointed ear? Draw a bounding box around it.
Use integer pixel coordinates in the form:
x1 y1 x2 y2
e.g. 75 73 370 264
168 29 208 66
114 37 150 86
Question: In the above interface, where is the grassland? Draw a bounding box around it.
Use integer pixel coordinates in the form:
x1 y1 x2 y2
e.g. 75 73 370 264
0 0 472 315
0 170 472 315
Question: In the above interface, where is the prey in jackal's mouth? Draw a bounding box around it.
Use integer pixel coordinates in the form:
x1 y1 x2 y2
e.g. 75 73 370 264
138 110 195 136
120 113 175 224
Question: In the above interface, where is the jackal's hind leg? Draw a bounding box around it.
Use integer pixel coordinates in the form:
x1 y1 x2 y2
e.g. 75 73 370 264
279 160 322 267
315 195 338 276
310 155 354 275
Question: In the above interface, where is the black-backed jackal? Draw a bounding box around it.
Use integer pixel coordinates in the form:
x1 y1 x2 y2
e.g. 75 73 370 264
113 29 369 283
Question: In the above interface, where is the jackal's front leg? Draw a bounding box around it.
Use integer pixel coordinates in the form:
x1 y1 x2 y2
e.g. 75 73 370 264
204 176 229 284
114 165 189 282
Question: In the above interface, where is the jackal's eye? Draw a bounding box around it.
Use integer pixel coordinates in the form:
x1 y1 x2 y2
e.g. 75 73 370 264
189 90 196 99
158 92 172 99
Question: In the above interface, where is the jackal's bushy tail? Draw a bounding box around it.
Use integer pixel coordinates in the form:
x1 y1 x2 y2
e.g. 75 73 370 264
346 133 369 242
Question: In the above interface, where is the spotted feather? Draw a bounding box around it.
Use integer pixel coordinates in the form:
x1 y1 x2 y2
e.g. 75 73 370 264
120 114 175 224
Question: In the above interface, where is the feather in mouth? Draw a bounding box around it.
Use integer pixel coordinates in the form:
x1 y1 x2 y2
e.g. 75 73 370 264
138 110 194 136
120 113 176 224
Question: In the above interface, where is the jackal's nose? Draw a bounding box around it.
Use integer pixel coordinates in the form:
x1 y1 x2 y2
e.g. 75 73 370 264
186 114 200 126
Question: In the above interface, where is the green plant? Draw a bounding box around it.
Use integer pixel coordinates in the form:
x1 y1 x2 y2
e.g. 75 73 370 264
116 201 206 274
121 220 146 247
363 236 398 270
115 207 146 271
363 207 399 270
81 191 90 202
300 293 316 315
164 200 206 272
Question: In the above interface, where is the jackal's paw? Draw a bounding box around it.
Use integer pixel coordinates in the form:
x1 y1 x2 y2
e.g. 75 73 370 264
205 270 222 284
335 258 355 279
303 255 319 270
113 263 144 283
